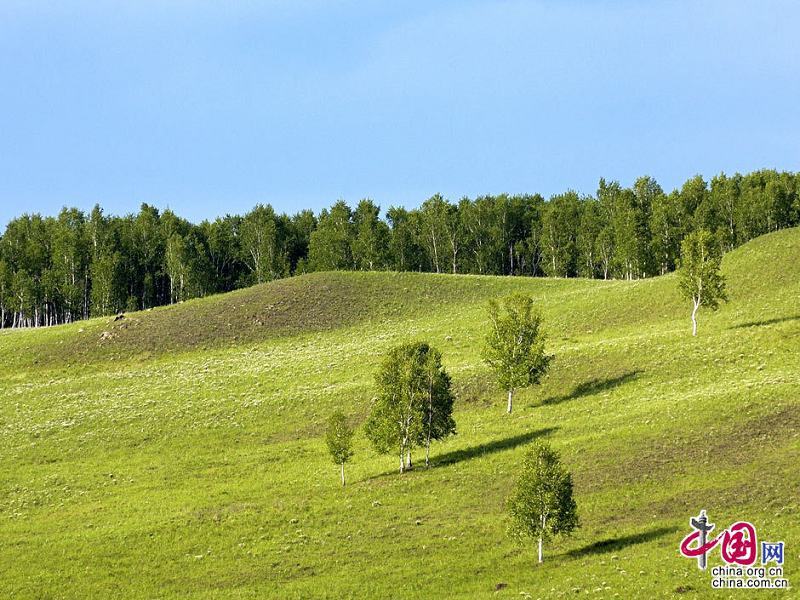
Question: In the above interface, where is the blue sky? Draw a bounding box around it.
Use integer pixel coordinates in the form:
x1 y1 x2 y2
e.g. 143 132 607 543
1 1 798 226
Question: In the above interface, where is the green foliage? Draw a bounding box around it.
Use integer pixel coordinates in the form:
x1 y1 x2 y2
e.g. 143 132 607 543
0 229 798 596
418 194 452 274
325 411 354 465
0 169 798 329
365 341 455 471
508 442 578 559
89 252 120 316
308 200 354 271
239 204 287 284
483 293 553 412
650 191 682 275
351 199 390 271
417 345 456 465
594 225 614 279
678 229 728 335
541 192 580 277
576 199 602 278
386 206 424 271
0 259 10 323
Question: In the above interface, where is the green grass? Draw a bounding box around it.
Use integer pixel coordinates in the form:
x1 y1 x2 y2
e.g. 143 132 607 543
1 228 799 599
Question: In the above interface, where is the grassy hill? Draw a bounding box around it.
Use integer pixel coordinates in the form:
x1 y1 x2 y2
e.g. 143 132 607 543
1 228 798 599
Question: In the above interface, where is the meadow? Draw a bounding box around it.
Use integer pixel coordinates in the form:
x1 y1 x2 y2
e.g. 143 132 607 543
1 228 798 598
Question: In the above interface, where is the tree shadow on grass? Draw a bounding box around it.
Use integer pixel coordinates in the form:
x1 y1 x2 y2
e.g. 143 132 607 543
565 525 678 558
363 428 556 482
433 427 557 467
541 370 642 407
731 315 800 329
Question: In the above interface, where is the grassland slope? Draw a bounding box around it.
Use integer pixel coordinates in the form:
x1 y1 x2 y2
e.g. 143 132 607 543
0 228 798 598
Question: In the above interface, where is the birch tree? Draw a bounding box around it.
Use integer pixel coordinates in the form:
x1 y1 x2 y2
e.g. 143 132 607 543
365 342 455 473
165 234 188 303
0 168 795 327
594 226 614 280
365 343 421 473
308 201 354 271
351 199 389 271
460 196 491 274
650 191 682 275
419 194 450 274
709 173 740 250
678 229 728 336
325 411 355 486
417 345 456 467
576 199 603 278
0 260 10 328
133 204 164 310
483 294 553 414
611 190 640 280
508 442 578 564
387 206 423 271
443 201 462 274
541 192 580 277
90 252 119 316
240 204 284 283
53 208 90 322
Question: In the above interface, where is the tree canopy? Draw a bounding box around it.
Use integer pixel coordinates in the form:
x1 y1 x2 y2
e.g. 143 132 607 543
678 229 728 336
0 168 796 328
365 342 455 473
483 294 553 413
508 442 578 563
325 411 355 486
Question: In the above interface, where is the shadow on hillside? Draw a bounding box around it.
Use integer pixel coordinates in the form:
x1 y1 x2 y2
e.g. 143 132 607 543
363 428 556 482
565 526 678 558
433 428 557 467
731 315 800 329
541 370 642 406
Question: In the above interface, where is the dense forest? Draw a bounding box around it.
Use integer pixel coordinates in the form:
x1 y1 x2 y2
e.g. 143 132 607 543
1 169 798 328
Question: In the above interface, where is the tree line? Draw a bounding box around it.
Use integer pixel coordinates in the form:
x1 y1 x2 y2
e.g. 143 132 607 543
2 169 797 327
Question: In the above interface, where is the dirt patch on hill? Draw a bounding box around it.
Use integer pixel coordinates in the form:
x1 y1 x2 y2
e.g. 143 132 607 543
579 404 800 493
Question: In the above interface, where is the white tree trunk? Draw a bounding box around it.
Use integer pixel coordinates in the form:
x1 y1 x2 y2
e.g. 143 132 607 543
691 298 700 336
426 383 433 467
538 535 543 563
430 228 440 273
340 462 345 487
507 389 514 414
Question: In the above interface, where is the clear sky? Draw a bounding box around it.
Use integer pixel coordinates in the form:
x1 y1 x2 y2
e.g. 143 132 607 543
1 0 798 227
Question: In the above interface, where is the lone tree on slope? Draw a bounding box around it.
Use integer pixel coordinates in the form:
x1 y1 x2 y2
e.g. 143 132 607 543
325 411 355 486
365 342 455 473
483 293 553 413
678 229 728 336
508 442 578 564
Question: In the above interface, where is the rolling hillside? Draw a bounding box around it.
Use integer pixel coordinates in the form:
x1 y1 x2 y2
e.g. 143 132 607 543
1 228 798 598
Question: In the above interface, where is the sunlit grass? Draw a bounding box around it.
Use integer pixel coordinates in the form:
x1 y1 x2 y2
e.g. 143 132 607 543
1 228 798 598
